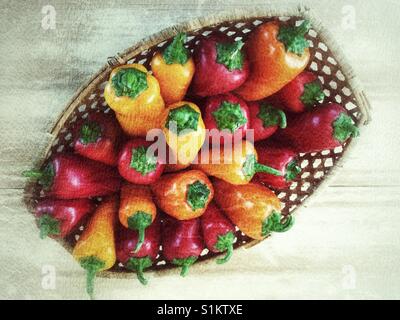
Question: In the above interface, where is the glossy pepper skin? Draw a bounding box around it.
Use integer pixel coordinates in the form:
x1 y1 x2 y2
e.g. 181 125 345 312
162 217 204 276
203 93 250 145
213 179 294 240
274 103 359 153
119 184 157 253
191 34 249 97
35 198 94 239
235 20 311 101
73 112 121 166
273 71 325 113
201 202 235 264
151 170 214 220
253 145 301 190
192 140 282 185
116 218 161 285
248 101 287 142
72 196 118 299
104 64 165 137
151 33 195 105
160 101 206 165
118 138 165 185
23 154 121 199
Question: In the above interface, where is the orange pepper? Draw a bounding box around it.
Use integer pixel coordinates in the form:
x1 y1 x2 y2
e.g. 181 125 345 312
160 101 206 165
119 184 157 253
104 64 165 136
192 140 282 185
235 20 311 101
151 170 213 220
72 196 118 299
151 33 195 104
213 179 294 240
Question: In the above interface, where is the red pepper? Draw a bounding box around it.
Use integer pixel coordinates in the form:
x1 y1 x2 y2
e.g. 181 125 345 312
191 35 249 97
118 138 165 184
203 93 250 145
35 198 94 239
253 145 301 190
116 218 161 285
162 217 204 277
201 202 235 264
73 112 122 166
274 103 359 153
248 101 287 142
273 71 325 113
23 154 121 199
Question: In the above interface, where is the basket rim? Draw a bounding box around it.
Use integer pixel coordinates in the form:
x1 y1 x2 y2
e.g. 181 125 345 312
26 6 372 279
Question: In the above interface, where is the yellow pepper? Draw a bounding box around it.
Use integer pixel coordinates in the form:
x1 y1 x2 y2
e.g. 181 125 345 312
104 64 165 137
151 33 195 105
193 140 282 185
160 101 206 165
72 196 117 299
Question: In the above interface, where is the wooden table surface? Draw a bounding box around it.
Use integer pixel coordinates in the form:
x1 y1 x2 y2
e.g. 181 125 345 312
1 0 399 299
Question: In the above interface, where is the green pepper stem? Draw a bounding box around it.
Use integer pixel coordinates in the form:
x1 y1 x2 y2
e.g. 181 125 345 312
22 170 43 179
296 20 312 36
216 244 233 265
86 269 97 300
79 256 105 300
262 211 295 237
215 231 235 264
254 163 283 176
172 257 198 277
125 257 152 286
136 264 148 285
38 214 61 239
163 32 189 65
180 263 190 277
333 113 360 143
133 227 145 253
80 121 102 145
285 160 301 181
276 109 287 129
22 163 55 189
127 212 152 253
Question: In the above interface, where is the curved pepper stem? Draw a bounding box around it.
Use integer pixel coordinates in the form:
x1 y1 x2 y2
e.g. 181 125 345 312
257 104 287 129
79 256 105 300
126 257 153 285
127 212 152 253
262 211 294 237
215 231 235 264
242 154 283 180
285 160 301 181
172 256 198 277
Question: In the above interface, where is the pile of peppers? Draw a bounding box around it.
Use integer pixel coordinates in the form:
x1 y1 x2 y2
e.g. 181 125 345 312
23 20 359 299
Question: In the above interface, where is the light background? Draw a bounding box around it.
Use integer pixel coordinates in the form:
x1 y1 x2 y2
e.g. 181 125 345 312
0 0 399 299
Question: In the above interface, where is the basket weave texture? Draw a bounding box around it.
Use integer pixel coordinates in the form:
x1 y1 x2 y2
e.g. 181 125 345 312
24 7 371 277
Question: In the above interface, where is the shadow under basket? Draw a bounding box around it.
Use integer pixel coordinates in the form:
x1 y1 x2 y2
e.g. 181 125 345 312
23 6 371 278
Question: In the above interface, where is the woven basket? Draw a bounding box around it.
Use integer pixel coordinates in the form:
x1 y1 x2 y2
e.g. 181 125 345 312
23 6 371 278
